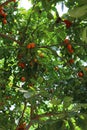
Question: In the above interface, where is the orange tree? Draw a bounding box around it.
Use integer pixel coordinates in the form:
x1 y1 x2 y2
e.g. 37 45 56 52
0 0 87 130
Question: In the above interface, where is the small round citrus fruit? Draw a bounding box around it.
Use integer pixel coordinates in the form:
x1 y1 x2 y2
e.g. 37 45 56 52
21 77 26 82
77 72 84 77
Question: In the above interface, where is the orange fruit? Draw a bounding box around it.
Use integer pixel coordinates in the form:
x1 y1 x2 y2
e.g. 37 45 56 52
31 43 36 48
2 12 7 18
3 18 7 24
63 20 72 28
21 77 26 82
27 43 36 49
27 44 31 49
0 6 4 11
68 49 74 53
67 44 72 50
18 62 26 69
0 10 4 15
77 72 84 77
64 39 70 45
69 59 74 64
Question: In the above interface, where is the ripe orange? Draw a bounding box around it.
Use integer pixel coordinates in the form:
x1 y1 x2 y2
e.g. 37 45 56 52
77 72 84 77
68 49 74 53
0 6 4 11
69 59 74 64
27 44 31 49
67 44 72 50
31 43 36 48
18 62 26 69
21 77 26 82
27 43 36 49
64 39 70 45
63 20 72 28
3 18 7 24
2 12 7 18
0 10 4 15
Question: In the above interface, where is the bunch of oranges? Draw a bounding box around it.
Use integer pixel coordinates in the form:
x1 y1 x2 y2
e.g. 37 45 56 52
63 39 86 78
17 42 36 82
0 0 16 24
0 6 7 24
64 39 74 54
27 43 36 49
64 38 74 64
18 62 26 69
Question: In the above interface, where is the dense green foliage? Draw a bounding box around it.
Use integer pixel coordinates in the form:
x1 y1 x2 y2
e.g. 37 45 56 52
0 0 87 130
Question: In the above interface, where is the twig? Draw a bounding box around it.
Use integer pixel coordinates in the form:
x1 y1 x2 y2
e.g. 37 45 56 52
25 105 35 130
0 0 14 7
32 112 65 120
19 102 27 124
0 33 21 44
16 101 27 129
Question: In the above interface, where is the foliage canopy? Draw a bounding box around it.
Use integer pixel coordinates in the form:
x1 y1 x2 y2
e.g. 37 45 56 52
0 0 87 130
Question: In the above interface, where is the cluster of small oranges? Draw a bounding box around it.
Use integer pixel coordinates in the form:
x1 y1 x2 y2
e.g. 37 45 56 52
18 43 36 82
77 67 87 78
64 39 74 54
63 39 86 78
0 0 16 24
27 42 36 49
0 6 7 24
64 38 74 64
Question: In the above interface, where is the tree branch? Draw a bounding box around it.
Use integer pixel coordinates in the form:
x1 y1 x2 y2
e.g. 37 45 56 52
0 0 14 7
0 33 21 44
25 121 32 130
16 101 27 129
19 102 27 124
25 105 35 130
26 112 65 130
32 112 65 120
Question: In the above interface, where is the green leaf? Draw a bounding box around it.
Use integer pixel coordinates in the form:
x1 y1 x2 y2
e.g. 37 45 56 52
50 98 61 105
68 5 87 18
63 97 73 108
81 27 87 43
